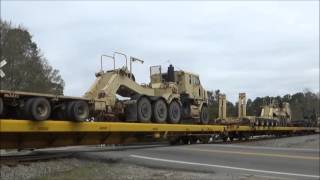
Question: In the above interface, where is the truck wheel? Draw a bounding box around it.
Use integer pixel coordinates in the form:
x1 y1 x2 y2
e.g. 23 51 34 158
24 98 35 119
167 100 181 124
29 98 51 121
137 97 152 123
0 97 3 116
222 136 228 142
200 106 209 124
67 101 89 122
153 99 167 123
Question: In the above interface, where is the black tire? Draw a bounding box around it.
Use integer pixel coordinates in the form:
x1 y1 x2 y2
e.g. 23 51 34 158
29 98 51 121
167 100 181 124
200 105 209 124
67 101 76 120
0 97 3 116
67 101 89 122
137 97 152 123
182 103 191 118
152 99 168 123
24 98 35 119
229 136 234 142
222 136 228 142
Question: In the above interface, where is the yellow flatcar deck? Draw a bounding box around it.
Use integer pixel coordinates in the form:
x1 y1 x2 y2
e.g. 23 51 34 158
0 119 317 133
0 119 318 149
0 119 225 132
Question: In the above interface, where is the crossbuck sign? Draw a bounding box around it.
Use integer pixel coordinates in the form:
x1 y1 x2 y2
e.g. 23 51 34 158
0 59 7 78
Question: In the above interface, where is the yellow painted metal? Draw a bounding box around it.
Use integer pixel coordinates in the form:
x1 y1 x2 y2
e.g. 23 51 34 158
226 125 317 132
0 119 318 149
0 119 225 133
254 126 317 131
0 119 317 133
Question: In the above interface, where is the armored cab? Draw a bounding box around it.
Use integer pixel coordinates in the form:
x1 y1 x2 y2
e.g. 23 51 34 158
150 64 209 124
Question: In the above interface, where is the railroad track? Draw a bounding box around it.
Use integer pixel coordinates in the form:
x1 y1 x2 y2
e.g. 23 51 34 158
176 133 317 145
0 152 75 166
212 134 309 144
0 143 170 166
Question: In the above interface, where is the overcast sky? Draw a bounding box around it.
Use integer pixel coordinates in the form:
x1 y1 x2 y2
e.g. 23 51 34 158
2 1 319 102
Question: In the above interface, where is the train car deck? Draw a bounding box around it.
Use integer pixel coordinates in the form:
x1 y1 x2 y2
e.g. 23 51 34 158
0 119 318 149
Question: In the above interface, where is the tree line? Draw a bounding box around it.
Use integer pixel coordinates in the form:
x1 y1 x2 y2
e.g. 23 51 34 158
0 20 65 95
208 89 319 122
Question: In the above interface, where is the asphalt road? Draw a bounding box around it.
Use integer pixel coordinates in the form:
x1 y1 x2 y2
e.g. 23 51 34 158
65 143 320 180
4 139 319 180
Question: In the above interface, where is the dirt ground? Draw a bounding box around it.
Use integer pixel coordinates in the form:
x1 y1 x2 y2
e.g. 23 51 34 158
1 134 319 180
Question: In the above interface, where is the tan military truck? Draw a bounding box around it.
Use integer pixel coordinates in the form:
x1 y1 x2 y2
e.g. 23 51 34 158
84 52 209 124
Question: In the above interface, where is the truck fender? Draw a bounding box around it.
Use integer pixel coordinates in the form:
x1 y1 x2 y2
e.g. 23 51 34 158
167 94 182 106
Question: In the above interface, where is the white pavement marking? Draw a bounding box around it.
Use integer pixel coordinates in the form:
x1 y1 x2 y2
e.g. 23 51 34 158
130 154 320 179
242 174 290 180
205 144 320 152
176 147 319 160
